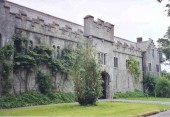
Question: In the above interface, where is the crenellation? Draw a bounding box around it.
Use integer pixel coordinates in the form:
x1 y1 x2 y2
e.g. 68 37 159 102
0 1 161 98
97 19 104 26
123 42 128 48
19 10 27 16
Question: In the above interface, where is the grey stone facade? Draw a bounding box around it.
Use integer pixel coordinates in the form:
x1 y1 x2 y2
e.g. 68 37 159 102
0 0 161 99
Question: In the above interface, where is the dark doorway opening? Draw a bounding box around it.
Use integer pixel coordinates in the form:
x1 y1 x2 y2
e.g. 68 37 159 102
100 71 109 99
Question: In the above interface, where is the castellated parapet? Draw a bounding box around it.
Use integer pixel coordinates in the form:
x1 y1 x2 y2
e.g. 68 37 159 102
84 15 114 42
1 0 85 45
0 0 161 98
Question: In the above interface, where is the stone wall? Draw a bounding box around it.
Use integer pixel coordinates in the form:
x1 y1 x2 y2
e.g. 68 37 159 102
0 0 161 99
143 40 161 77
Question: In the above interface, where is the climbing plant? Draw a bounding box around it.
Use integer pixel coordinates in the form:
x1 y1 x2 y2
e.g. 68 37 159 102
0 45 14 94
12 33 75 93
127 56 141 84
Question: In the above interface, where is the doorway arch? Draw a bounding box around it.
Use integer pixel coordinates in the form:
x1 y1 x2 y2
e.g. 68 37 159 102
100 71 110 99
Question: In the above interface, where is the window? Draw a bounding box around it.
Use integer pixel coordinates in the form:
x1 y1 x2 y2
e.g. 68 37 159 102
57 46 60 58
98 52 107 65
104 53 106 65
0 34 2 47
28 40 33 50
156 65 159 72
114 57 118 67
148 63 151 71
138 62 140 67
36 38 41 44
152 49 154 57
126 60 129 69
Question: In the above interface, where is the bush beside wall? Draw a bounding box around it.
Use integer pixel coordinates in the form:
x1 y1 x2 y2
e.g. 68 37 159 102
0 91 75 109
114 90 147 98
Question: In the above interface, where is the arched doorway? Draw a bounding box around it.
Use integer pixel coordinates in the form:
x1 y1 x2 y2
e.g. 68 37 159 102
100 71 110 99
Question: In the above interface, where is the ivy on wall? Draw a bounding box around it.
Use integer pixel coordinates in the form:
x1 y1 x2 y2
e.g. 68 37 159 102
127 56 141 84
0 45 14 94
0 33 75 94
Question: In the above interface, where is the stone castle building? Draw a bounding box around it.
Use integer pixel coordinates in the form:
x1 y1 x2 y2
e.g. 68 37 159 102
0 0 162 98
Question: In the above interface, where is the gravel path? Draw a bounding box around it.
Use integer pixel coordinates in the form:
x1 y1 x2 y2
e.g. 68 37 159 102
149 110 170 117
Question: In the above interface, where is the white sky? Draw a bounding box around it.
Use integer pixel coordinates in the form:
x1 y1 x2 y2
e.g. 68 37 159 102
7 0 170 71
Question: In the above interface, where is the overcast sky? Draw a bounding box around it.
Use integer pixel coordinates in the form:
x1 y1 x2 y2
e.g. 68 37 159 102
7 0 170 70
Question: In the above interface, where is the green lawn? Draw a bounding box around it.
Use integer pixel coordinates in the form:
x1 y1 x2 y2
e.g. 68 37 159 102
122 97 170 102
0 102 170 116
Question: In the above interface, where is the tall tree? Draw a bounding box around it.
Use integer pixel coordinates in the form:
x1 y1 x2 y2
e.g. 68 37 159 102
157 26 170 61
157 0 170 16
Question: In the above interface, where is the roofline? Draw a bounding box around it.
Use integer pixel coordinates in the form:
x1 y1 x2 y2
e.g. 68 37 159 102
114 36 137 44
6 1 84 28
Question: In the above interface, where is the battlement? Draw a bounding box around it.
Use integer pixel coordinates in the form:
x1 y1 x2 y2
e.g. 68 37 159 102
1 1 84 42
84 15 114 42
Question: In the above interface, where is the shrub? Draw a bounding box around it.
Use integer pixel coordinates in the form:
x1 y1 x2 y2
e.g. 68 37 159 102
144 74 157 96
114 90 147 98
48 92 76 103
155 77 170 97
36 71 52 95
0 91 51 109
0 91 75 109
71 43 102 105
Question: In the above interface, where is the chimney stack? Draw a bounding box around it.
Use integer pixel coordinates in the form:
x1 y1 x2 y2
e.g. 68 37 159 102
137 37 142 43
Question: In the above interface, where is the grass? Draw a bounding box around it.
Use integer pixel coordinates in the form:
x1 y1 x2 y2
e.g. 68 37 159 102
121 97 170 102
0 102 170 116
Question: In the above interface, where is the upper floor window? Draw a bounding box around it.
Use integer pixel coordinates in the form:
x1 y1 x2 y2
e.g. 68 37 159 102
152 49 154 57
156 65 159 72
98 52 107 65
126 60 129 69
57 46 61 58
148 63 151 71
114 57 118 67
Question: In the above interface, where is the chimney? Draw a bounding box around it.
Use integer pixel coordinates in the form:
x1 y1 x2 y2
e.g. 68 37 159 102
137 37 142 43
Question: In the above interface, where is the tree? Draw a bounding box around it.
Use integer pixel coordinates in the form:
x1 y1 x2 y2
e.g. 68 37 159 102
157 0 170 16
71 42 102 105
157 26 170 61
162 70 170 80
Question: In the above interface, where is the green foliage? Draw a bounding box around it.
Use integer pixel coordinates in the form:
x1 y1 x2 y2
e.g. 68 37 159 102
11 33 75 93
157 26 170 61
127 56 141 83
48 92 76 103
0 91 50 109
0 45 14 94
157 0 170 16
0 91 75 109
71 42 102 105
114 90 147 98
36 72 52 95
33 45 53 65
162 70 170 80
155 77 170 97
144 74 157 96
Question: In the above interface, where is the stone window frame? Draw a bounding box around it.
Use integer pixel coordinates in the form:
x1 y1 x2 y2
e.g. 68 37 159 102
98 52 107 65
114 57 118 68
126 59 129 69
156 64 159 72
148 63 152 71
152 49 154 57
